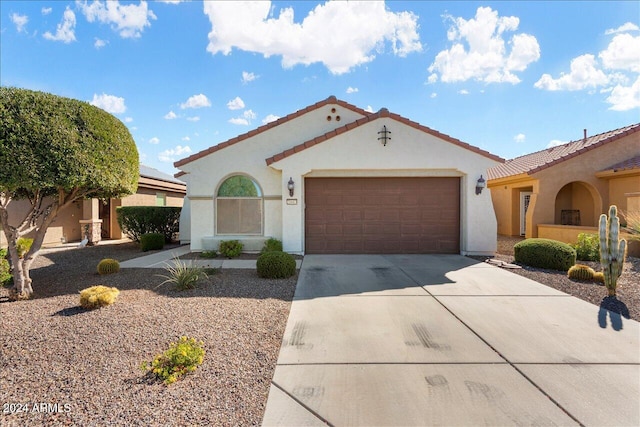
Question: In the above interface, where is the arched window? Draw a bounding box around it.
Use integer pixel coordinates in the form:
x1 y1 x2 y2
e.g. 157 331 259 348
216 175 263 235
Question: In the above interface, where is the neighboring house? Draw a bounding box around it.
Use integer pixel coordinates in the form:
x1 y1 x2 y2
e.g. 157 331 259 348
487 124 640 244
174 96 503 255
0 165 186 247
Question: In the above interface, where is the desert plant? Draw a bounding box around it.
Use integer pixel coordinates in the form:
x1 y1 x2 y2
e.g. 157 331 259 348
514 238 576 271
593 272 605 284
219 240 243 258
256 251 296 279
573 233 599 261
200 250 218 259
79 285 120 309
16 238 33 258
621 210 640 235
0 248 11 286
599 205 627 297
97 258 120 275
141 336 205 385
260 237 283 254
567 264 596 281
116 206 181 243
140 233 165 252
157 257 208 291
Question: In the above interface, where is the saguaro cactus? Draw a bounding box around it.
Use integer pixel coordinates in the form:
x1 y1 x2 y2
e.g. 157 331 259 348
599 205 627 297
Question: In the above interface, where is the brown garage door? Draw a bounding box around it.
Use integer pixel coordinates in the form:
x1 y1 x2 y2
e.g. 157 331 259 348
305 177 460 254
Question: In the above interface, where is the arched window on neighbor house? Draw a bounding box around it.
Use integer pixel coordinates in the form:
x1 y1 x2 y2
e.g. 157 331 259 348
216 175 263 235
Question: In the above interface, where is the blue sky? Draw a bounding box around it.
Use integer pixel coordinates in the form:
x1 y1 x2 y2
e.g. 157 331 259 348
2 1 639 176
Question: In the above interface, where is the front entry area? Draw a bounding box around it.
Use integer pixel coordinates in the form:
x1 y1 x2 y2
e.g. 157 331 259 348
304 177 460 254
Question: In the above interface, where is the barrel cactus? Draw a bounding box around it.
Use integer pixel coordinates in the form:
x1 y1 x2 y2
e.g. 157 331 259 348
567 264 595 281
97 258 120 275
599 205 626 296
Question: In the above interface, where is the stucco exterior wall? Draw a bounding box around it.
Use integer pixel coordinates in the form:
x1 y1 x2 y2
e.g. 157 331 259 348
488 176 536 236
608 174 640 213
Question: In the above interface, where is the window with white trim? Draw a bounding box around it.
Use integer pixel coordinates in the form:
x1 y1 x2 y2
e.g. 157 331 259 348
216 175 263 235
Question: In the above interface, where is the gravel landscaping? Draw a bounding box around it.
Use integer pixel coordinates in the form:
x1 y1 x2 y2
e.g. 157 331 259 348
0 242 297 426
1 236 638 426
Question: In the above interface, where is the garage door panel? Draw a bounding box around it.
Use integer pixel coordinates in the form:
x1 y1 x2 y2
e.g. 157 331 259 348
305 177 459 254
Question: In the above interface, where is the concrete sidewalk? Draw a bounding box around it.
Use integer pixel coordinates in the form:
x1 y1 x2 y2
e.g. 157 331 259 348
119 246 302 269
262 254 640 426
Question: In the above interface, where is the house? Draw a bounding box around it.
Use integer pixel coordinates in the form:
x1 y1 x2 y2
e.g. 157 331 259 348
0 165 186 247
174 96 503 255
487 124 640 244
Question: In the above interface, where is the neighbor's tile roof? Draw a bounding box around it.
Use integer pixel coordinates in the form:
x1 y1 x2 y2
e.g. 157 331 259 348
265 107 504 166
601 155 640 172
173 96 370 169
488 123 640 180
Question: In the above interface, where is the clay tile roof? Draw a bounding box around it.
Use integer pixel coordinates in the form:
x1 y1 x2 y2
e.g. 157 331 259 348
173 96 370 168
488 123 640 180
265 108 504 166
601 155 640 172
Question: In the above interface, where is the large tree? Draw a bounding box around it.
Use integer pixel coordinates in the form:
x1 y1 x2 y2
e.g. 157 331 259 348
0 87 138 299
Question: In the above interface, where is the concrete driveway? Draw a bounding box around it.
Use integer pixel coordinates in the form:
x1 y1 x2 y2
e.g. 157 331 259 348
262 255 640 426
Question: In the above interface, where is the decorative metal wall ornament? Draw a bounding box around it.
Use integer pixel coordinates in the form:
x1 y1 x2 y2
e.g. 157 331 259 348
377 125 391 146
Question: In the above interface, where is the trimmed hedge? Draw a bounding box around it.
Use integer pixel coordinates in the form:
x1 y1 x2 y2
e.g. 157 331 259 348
116 206 181 243
514 238 576 271
140 233 165 252
257 251 296 279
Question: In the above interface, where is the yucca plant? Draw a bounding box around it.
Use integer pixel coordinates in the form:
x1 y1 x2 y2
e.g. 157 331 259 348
156 257 208 291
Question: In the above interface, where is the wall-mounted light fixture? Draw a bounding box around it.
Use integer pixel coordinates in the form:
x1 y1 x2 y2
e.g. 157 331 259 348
287 177 295 197
475 175 486 195
377 125 391 146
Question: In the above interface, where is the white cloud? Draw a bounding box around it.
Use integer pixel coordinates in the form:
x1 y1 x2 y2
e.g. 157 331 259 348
242 71 258 83
124 117 133 123
94 38 108 49
599 33 640 73
187 116 200 122
458 89 469 95
204 1 421 74
89 93 126 114
546 139 567 148
180 94 211 109
164 110 178 120
229 118 249 126
430 92 437 98
346 87 359 94
262 114 280 124
181 136 190 141
514 133 525 143
365 105 374 113
158 145 191 162
11 13 28 33
77 0 156 38
605 22 640 35
43 7 76 43
534 54 609 91
158 0 184 3
42 7 52 15
149 137 160 144
227 96 245 110
606 76 640 111
428 7 540 84
243 109 256 120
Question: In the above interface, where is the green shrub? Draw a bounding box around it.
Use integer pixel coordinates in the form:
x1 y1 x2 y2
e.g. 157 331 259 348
573 233 599 261
219 240 243 258
567 264 595 281
79 285 120 309
0 248 11 286
140 233 165 252
16 237 33 258
157 257 208 291
141 336 205 385
514 238 576 271
116 206 181 243
200 250 218 259
257 251 296 279
260 237 283 253
97 258 120 275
